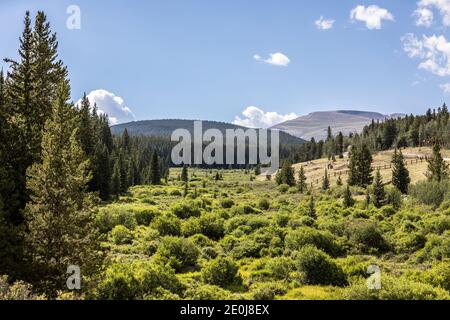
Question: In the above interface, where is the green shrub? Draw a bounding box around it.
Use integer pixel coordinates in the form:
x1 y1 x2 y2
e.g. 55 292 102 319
171 201 201 219
198 213 225 240
220 199 235 209
201 257 241 287
258 198 271 210
96 262 182 300
134 208 158 226
111 225 134 245
345 220 388 253
266 257 294 280
151 214 181 236
0 276 38 300
385 187 402 210
410 180 450 208
251 282 287 300
184 284 234 300
293 245 347 286
285 227 341 256
156 236 200 271
278 184 290 193
96 207 137 233
338 275 450 300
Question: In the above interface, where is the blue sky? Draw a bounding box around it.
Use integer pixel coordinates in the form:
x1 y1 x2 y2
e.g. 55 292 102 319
1 0 450 126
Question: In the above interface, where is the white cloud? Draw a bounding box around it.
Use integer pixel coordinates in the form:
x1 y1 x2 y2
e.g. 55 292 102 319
350 5 395 30
414 8 434 27
254 52 290 67
402 33 450 76
233 106 298 128
414 0 450 27
440 83 450 92
315 16 335 30
77 89 135 125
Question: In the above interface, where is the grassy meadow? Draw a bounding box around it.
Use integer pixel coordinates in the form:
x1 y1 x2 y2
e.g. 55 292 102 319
93 152 450 300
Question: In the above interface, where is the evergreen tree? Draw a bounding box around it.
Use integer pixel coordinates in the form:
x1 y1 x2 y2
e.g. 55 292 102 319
276 162 296 186
343 185 355 208
94 144 111 200
118 155 128 193
78 93 94 156
372 169 385 208
181 165 189 183
336 132 344 158
307 196 316 219
24 80 101 297
322 169 330 190
336 175 343 186
391 149 410 194
111 160 121 195
150 151 161 185
426 142 449 182
348 144 373 187
297 166 307 193
122 128 130 151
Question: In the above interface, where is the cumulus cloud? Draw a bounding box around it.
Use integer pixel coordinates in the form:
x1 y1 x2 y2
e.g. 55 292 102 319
254 52 290 67
414 8 434 27
315 16 335 30
233 106 298 128
402 33 450 76
77 89 135 125
350 5 395 29
440 83 450 92
414 0 450 27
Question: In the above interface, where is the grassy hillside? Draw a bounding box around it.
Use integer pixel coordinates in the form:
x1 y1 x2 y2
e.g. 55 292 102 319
263 147 450 190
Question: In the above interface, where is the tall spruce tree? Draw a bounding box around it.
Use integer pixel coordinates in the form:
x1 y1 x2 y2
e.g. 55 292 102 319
426 142 449 182
343 185 355 208
322 169 330 190
181 165 189 183
24 80 101 297
348 144 373 187
297 166 307 193
391 149 410 194
372 169 385 208
150 152 161 185
336 132 344 158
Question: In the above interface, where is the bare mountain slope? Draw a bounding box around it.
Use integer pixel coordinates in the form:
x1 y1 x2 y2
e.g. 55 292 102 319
271 110 404 141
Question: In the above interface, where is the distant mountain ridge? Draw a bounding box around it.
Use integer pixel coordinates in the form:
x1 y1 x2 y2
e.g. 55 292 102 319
111 119 306 145
271 110 405 141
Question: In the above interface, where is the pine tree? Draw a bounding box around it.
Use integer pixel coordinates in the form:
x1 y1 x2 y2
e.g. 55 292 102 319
24 80 102 297
276 162 296 186
426 142 449 182
336 132 344 158
348 144 373 187
111 160 121 195
78 93 94 156
322 169 330 190
181 165 189 183
94 144 111 201
297 166 307 193
150 152 161 185
336 175 343 186
372 169 385 208
122 128 130 151
392 149 410 194
343 185 355 208
307 196 316 219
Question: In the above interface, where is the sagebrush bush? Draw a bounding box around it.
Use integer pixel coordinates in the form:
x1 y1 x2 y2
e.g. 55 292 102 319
258 198 271 210
171 200 201 219
111 225 134 245
201 257 241 287
293 245 347 286
345 220 388 253
151 213 181 236
410 180 450 208
220 198 235 209
156 236 200 271
285 227 341 257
